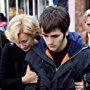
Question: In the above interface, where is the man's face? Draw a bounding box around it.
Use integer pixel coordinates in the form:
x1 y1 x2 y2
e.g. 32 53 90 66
41 28 67 52
84 16 90 32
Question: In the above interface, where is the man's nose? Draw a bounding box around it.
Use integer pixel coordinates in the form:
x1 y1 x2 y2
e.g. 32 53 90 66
47 37 53 44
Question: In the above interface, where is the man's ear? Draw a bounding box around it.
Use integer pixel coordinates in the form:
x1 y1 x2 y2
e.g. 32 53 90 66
66 29 69 36
39 31 44 37
39 27 44 36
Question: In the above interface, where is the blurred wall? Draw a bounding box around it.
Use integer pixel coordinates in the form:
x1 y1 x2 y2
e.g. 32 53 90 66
75 0 85 32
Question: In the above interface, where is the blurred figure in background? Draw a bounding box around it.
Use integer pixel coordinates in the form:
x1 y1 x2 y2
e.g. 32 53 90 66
57 0 68 10
78 9 90 44
9 7 16 20
18 8 24 14
0 13 8 57
0 13 7 23
0 13 8 90
77 9 90 90
0 23 8 31
0 13 7 31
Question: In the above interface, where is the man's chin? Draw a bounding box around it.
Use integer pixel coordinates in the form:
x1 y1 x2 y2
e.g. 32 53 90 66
49 48 60 52
49 48 56 52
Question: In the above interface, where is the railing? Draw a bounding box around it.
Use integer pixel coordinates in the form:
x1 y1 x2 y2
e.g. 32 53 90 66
0 0 48 21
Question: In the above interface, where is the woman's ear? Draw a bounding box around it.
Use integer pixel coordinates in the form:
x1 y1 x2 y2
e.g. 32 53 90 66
66 29 69 36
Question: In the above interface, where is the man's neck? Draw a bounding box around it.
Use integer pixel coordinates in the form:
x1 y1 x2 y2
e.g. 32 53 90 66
58 37 67 52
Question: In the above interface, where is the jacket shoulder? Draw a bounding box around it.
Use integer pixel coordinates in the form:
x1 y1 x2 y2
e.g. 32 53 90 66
25 43 41 61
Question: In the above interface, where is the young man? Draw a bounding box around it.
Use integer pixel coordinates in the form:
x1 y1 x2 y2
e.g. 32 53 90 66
25 6 90 90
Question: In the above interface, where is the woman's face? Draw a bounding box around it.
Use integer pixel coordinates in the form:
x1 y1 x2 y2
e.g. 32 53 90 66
84 16 90 32
18 33 34 52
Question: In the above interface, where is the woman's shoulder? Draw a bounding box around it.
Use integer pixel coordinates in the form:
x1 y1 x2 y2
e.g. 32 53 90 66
2 42 18 53
4 42 15 48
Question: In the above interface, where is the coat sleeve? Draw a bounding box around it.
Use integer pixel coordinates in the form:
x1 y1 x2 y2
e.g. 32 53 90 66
25 49 51 90
0 44 23 89
73 48 90 89
83 73 90 89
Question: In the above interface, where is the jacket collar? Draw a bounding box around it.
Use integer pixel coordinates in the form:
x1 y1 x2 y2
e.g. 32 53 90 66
32 44 55 66
52 46 89 82
67 32 85 57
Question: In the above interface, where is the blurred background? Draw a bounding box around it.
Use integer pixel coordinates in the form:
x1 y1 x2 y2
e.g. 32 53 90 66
0 0 90 32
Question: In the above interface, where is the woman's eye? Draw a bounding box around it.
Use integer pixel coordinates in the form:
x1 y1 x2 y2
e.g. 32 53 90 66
22 40 28 43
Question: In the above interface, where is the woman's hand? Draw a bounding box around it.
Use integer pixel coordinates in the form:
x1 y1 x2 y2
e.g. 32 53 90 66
75 80 84 90
22 65 38 84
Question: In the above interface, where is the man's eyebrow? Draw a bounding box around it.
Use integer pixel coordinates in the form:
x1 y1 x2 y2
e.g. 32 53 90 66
87 23 90 25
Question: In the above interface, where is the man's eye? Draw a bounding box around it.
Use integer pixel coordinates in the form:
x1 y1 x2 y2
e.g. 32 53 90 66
52 35 60 38
44 35 48 37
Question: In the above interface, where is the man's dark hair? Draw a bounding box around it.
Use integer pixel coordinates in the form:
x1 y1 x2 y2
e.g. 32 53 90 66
39 6 70 34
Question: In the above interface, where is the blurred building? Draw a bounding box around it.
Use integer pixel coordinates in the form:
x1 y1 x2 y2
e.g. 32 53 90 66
0 0 47 21
75 0 90 32
1 0 89 32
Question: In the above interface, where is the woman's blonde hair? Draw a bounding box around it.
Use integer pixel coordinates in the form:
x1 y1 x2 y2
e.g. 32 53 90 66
5 14 40 44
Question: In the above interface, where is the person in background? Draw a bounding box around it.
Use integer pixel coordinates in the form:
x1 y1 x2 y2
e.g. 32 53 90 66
78 9 90 44
57 0 68 10
18 8 24 14
48 0 68 10
0 13 8 31
0 13 7 22
0 14 40 90
0 13 8 58
77 9 90 90
0 12 8 53
25 6 90 90
9 7 16 20
0 22 7 31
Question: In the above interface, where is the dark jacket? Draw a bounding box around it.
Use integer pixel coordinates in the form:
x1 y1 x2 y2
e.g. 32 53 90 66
0 43 27 90
25 32 90 90
0 31 9 57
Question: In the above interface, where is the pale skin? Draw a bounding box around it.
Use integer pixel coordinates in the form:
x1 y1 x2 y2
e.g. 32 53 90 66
75 81 84 90
18 32 38 84
41 28 84 90
80 16 90 43
41 28 67 52
22 65 38 84
83 16 90 32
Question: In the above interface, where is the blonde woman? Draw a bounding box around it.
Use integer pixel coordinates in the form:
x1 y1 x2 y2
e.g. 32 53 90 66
0 14 40 90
